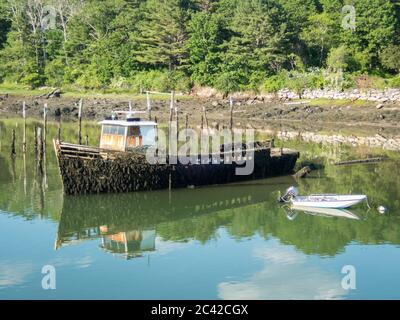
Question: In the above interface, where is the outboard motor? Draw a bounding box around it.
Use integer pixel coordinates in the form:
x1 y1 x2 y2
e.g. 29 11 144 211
278 186 299 203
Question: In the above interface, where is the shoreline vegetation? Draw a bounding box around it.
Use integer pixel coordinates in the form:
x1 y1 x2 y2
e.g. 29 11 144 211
1 0 399 151
1 1 400 98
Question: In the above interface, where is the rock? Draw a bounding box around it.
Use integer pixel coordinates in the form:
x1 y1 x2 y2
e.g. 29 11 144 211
54 108 61 117
211 101 219 107
293 166 312 179
49 88 61 98
62 107 71 114
376 104 384 109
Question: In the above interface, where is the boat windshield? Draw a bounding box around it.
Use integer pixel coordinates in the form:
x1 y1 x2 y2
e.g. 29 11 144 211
102 125 126 136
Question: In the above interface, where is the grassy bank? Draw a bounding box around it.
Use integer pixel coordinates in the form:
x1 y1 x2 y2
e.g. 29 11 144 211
0 83 192 101
0 83 379 108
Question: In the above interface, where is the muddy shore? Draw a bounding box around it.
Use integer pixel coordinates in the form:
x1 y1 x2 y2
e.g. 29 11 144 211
1 93 399 137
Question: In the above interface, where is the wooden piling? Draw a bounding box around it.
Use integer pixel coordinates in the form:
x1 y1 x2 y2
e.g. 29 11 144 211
22 101 26 153
37 127 43 171
146 92 152 120
43 104 47 152
175 105 179 141
230 96 234 131
169 91 174 143
185 113 189 143
34 126 38 155
229 97 234 151
78 99 83 145
203 106 209 129
57 115 61 142
11 129 16 156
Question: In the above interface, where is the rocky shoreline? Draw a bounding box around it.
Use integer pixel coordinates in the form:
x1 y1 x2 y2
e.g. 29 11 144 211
0 92 399 123
275 130 400 152
277 88 400 103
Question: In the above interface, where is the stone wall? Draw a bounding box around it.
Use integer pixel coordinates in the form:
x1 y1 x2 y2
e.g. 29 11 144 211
278 88 400 103
277 131 400 151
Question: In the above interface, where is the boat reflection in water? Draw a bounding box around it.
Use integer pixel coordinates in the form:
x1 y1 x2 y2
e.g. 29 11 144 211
99 227 156 259
284 205 360 221
55 180 279 259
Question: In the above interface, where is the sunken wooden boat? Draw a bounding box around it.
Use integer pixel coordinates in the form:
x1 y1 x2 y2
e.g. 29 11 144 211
53 112 299 195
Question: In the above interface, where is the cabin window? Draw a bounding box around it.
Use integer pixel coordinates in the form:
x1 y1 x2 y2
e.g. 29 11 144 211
101 125 127 151
126 126 142 148
127 126 141 137
103 125 125 136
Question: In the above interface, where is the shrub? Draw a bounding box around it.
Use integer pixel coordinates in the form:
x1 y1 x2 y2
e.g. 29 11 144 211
20 61 45 89
75 65 103 89
353 74 387 91
245 71 267 93
387 76 400 88
44 59 65 87
213 71 243 96
380 45 400 74
129 70 192 93
263 73 286 93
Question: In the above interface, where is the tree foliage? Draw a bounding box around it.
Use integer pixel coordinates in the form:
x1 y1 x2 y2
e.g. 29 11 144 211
0 0 399 91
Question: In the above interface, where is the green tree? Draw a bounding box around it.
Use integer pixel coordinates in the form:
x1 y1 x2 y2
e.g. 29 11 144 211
326 46 352 72
217 0 290 91
340 0 397 70
136 0 191 70
187 11 228 86
301 12 339 66
380 45 400 74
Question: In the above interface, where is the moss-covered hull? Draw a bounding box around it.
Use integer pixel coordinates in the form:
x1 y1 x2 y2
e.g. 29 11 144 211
55 141 299 195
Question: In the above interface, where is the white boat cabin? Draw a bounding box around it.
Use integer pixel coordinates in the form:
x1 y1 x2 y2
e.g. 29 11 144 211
99 112 157 152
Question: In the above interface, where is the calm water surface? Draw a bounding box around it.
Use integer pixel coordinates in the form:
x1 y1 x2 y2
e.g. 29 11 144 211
0 120 399 299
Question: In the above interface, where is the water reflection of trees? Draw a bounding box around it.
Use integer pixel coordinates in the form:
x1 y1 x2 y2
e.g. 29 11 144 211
56 161 400 258
1 119 399 257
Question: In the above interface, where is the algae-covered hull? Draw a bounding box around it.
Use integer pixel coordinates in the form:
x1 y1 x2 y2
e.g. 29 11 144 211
54 140 299 195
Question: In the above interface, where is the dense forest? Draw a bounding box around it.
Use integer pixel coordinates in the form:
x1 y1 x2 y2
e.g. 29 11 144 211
0 0 400 94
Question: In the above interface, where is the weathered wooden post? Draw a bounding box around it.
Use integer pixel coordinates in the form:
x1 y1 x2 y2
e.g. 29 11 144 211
37 127 43 171
22 101 26 153
169 91 174 146
229 96 234 152
146 92 152 120
43 103 47 152
78 99 83 145
129 100 132 112
185 113 189 143
175 105 179 142
34 126 38 155
203 106 209 129
230 96 234 131
85 134 89 146
57 115 61 142
11 129 16 157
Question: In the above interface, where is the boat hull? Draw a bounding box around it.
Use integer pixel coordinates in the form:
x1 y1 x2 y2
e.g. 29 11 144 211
54 141 299 195
291 195 367 209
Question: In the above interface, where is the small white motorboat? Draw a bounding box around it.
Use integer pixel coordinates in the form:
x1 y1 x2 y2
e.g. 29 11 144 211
279 187 367 209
